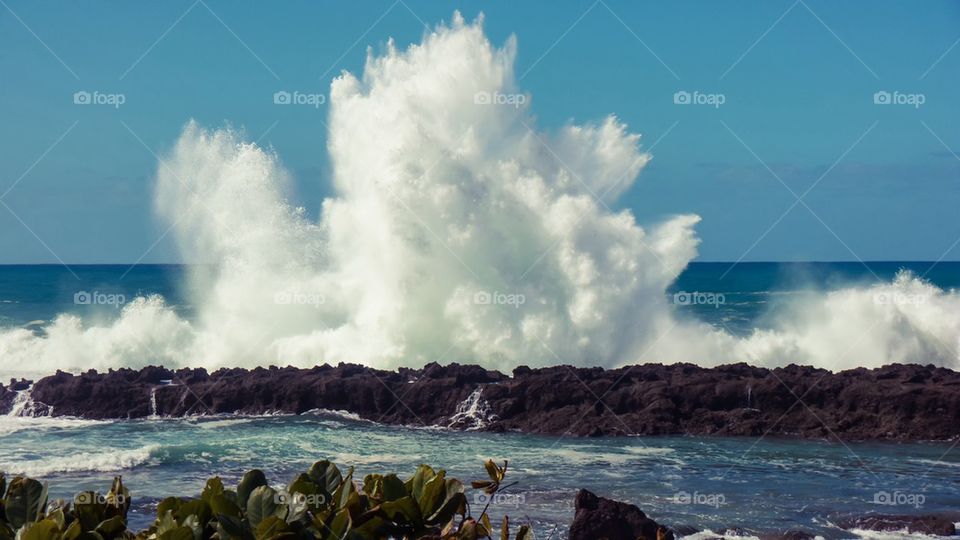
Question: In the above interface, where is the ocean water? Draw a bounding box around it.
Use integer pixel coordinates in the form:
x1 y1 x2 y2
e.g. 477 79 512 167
1 262 959 537
3 261 958 335
0 413 958 538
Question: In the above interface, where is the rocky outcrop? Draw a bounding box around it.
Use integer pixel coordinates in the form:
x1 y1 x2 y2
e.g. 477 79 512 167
3 362 959 441
567 491 960 540
568 489 672 540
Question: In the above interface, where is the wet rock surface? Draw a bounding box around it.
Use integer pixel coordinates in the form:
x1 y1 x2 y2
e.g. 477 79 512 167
2 362 958 441
568 489 672 540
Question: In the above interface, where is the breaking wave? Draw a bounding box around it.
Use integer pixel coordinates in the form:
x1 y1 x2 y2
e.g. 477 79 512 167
0 444 161 476
0 13 957 376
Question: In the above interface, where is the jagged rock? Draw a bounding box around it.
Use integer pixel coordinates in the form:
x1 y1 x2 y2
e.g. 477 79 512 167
568 489 672 540
0 362 956 441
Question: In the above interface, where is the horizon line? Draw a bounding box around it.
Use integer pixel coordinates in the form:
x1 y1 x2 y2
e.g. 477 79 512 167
0 260 958 266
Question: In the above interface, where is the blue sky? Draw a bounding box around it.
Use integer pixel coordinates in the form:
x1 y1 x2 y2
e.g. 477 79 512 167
1 0 958 263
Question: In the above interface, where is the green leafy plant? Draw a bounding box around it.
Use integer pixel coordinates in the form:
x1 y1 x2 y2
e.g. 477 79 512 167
0 460 534 540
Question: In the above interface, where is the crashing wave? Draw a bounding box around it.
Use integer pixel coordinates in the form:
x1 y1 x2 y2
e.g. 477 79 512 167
448 387 497 431
0 444 161 476
0 13 957 376
7 386 51 418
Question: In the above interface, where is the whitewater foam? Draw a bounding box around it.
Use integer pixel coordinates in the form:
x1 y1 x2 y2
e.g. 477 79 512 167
0 12 957 375
447 387 497 430
0 444 160 476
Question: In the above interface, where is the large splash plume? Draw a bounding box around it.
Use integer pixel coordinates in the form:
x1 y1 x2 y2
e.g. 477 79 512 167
0 13 958 376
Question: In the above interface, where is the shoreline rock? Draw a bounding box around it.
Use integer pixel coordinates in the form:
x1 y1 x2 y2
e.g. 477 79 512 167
3 362 959 441
567 491 959 540
568 489 673 540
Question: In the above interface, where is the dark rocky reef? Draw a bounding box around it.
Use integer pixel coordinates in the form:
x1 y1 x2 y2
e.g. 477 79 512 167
567 491 958 540
4 362 960 440
568 489 673 540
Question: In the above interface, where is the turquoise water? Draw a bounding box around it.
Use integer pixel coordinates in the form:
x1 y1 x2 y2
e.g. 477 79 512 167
0 413 957 537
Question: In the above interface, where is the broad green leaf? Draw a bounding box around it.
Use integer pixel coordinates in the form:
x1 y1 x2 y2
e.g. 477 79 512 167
380 475 406 502
46 507 66 530
94 515 126 538
458 518 479 540
158 526 194 540
216 514 252 540
201 477 225 502
254 515 288 539
324 508 351 540
4 477 47 529
417 470 446 517
237 470 268 510
175 499 210 527
426 492 466 527
156 497 181 519
245 486 280 528
378 495 422 526
62 520 82 540
307 461 342 497
484 460 500 483
404 465 435 502
361 475 381 498
210 493 242 520
19 519 60 540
